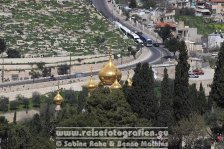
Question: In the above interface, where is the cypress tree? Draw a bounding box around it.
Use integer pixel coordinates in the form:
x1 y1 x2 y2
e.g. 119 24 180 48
197 83 207 114
188 83 198 113
209 42 224 108
173 41 190 121
128 63 158 122
13 111 17 124
129 0 137 8
157 68 174 127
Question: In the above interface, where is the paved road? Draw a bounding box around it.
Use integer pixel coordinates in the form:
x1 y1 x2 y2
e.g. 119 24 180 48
92 0 171 64
0 1 171 88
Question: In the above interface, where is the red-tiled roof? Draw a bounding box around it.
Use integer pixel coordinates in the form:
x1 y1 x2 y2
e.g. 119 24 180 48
155 22 176 28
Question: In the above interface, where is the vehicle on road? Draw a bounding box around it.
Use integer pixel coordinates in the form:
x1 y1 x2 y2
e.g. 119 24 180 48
75 73 85 78
49 75 56 81
188 72 199 78
193 69 204 75
153 42 159 47
136 33 153 47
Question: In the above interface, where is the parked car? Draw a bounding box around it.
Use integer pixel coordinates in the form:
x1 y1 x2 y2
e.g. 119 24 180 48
75 73 85 78
193 69 204 75
153 42 159 47
188 72 199 78
49 75 56 81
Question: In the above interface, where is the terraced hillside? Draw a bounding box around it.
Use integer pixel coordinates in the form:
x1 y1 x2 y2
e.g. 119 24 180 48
0 0 134 57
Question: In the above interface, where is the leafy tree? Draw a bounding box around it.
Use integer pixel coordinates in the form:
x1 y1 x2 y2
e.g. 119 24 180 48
0 38 6 54
9 100 19 110
8 125 32 148
16 95 29 109
0 96 9 112
143 0 156 8
42 67 51 77
31 114 42 134
32 92 41 107
173 41 190 121
63 90 78 105
57 64 69 75
6 49 21 58
157 68 174 127
157 25 173 42
129 0 137 8
29 69 41 83
77 87 88 113
40 103 54 137
36 62 45 71
86 88 151 127
165 37 180 57
0 116 9 149
172 114 207 148
127 63 158 123
209 42 224 108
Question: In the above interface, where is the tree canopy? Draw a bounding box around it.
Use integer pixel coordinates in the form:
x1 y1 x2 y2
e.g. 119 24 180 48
209 42 224 108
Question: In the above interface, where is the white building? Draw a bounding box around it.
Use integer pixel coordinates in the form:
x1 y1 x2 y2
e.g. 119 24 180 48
208 32 224 49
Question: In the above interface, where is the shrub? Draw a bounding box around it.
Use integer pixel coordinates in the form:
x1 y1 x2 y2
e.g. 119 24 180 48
32 92 41 107
10 100 19 110
0 96 9 112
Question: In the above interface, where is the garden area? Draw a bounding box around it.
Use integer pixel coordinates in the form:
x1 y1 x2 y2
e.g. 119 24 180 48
175 16 224 35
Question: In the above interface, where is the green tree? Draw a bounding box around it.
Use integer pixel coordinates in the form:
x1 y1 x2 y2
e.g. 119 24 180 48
157 68 174 127
8 125 32 148
57 64 69 75
164 37 180 57
31 114 42 134
0 38 6 54
157 25 173 42
13 111 17 124
32 92 41 107
42 67 51 77
6 49 21 58
188 83 198 113
9 100 19 110
209 42 224 108
127 63 158 123
173 41 190 121
0 116 9 149
129 0 137 8
143 0 156 8
0 96 9 112
197 83 207 114
63 90 78 105
172 114 207 148
86 88 151 126
29 69 41 83
77 87 88 113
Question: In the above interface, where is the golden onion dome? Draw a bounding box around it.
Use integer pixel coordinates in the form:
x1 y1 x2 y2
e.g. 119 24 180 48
54 90 64 105
86 67 97 91
98 50 122 85
125 71 132 87
110 78 122 90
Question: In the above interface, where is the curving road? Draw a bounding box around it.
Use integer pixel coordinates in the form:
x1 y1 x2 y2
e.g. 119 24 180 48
92 0 171 65
0 1 172 88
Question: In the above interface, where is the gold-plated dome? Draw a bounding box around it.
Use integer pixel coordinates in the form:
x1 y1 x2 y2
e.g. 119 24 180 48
86 67 97 91
125 71 132 87
98 48 122 85
110 78 122 90
54 90 64 105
